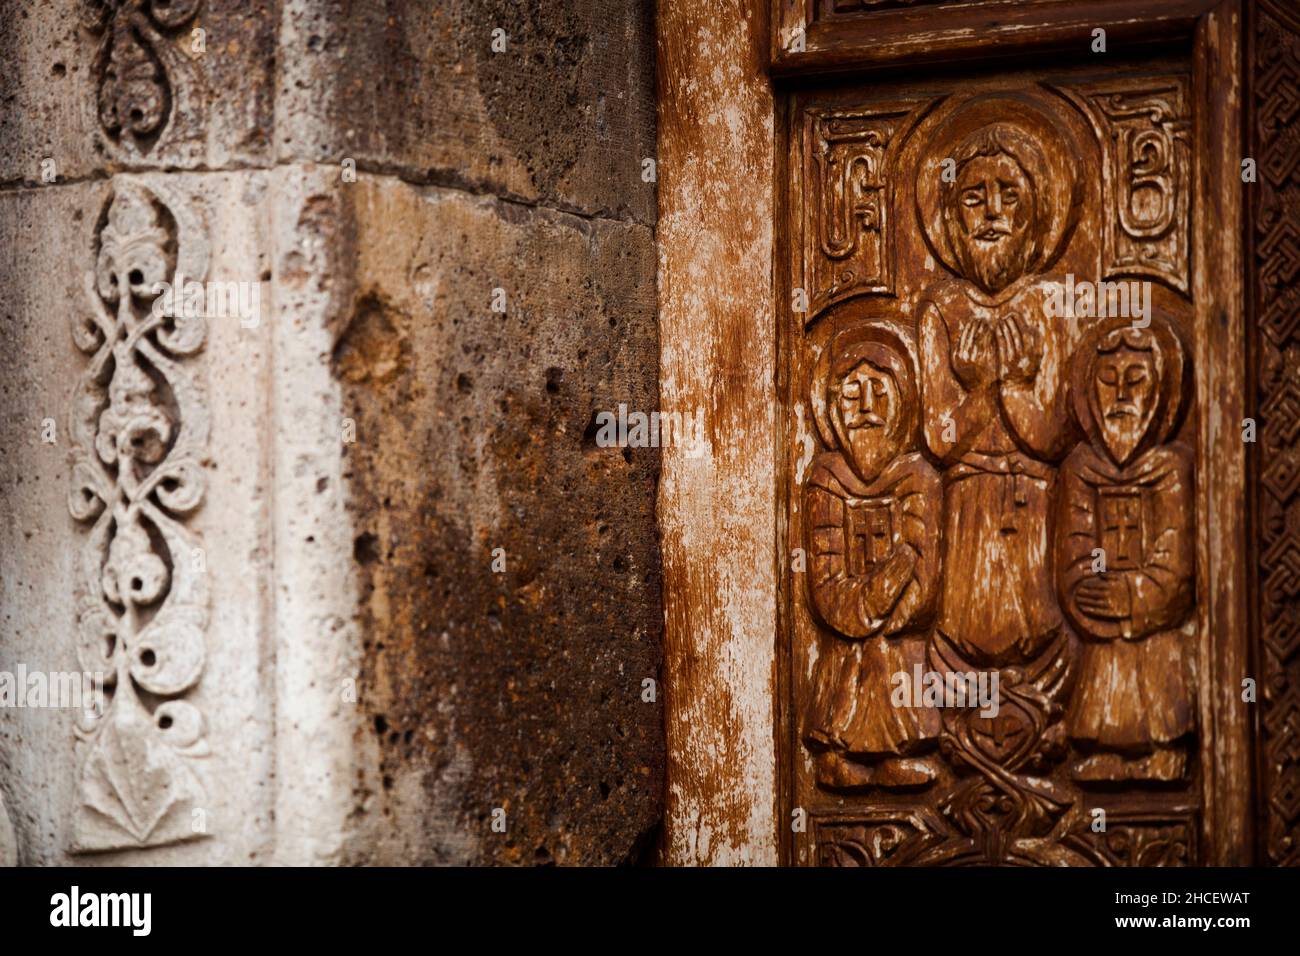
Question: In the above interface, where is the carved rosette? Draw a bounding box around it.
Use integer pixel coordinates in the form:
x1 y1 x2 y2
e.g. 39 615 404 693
1254 0 1300 868
81 0 203 156
67 181 212 852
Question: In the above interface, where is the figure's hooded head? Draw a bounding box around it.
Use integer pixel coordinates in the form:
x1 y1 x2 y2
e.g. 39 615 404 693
812 323 918 483
1071 314 1188 468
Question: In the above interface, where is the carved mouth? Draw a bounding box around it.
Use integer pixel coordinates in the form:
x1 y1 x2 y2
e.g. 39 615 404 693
848 415 887 428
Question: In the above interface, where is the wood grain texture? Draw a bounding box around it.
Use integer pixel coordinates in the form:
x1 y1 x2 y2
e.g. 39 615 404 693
659 0 1257 866
656 0 780 865
1191 0 1250 866
772 0 1220 76
775 8 1248 866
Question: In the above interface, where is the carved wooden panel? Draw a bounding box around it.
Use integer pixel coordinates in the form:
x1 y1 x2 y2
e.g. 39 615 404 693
782 62 1219 865
1251 0 1300 867
822 0 971 14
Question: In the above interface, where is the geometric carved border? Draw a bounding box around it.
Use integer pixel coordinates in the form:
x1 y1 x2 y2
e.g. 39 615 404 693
1063 807 1199 867
809 809 947 867
1252 0 1300 867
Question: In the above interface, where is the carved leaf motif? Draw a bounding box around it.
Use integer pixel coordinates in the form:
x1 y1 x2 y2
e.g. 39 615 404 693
82 0 203 155
70 685 206 851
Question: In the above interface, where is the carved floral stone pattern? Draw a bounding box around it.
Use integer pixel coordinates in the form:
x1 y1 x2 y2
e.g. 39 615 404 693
81 0 203 155
67 181 212 852
787 79 1200 866
1253 0 1300 868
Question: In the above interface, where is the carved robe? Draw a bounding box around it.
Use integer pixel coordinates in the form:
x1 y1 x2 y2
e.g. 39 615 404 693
1057 441 1195 750
804 451 942 757
919 274 1077 665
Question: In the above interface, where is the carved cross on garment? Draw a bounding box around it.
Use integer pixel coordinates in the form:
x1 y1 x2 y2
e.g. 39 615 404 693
1099 488 1144 570
844 496 894 577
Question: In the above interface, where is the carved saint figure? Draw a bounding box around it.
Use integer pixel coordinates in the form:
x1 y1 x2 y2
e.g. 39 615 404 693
804 325 943 789
915 116 1081 668
1058 316 1195 782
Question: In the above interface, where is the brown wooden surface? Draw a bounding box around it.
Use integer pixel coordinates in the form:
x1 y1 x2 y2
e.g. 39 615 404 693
656 0 781 865
658 0 1270 865
772 0 1221 76
775 3 1250 865
1248 0 1300 866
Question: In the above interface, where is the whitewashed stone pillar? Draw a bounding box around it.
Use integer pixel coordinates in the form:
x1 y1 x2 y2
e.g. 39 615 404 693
0 0 664 866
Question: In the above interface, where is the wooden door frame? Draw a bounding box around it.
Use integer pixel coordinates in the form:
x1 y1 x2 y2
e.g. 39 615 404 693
657 0 1252 865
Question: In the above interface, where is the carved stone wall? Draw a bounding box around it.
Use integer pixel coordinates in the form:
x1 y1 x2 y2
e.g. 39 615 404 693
783 61 1210 865
0 0 663 866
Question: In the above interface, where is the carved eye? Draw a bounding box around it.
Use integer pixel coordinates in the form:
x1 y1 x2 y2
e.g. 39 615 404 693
961 188 984 206
1098 367 1120 386
1125 366 1149 386
871 379 887 397
1002 187 1019 205
840 382 860 399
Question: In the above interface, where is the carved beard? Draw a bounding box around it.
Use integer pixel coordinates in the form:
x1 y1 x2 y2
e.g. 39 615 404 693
835 414 898 483
955 220 1034 295
1098 400 1156 466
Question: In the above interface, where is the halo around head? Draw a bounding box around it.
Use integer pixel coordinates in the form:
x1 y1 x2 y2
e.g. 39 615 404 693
811 321 918 452
915 94 1083 281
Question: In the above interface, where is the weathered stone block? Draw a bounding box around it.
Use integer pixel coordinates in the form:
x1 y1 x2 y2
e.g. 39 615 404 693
0 0 276 184
0 173 275 864
333 176 664 864
276 0 656 225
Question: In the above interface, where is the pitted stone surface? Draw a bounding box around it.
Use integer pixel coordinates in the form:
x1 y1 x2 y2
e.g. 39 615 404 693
335 180 663 865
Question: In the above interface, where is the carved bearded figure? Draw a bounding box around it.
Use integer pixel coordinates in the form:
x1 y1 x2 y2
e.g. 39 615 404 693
1058 316 1195 782
915 119 1080 670
804 326 943 789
